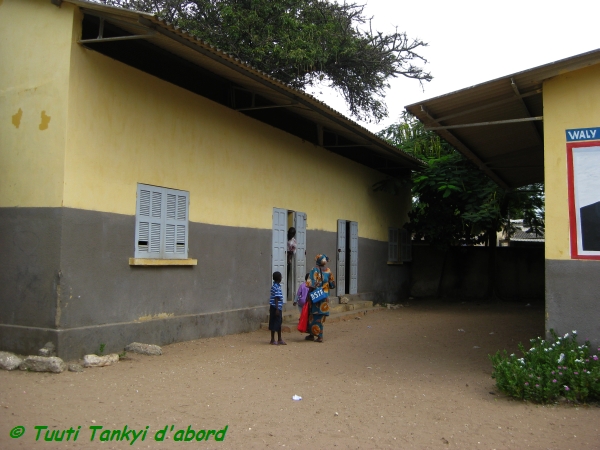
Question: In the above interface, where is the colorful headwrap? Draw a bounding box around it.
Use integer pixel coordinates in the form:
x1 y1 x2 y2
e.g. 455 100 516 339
315 254 329 266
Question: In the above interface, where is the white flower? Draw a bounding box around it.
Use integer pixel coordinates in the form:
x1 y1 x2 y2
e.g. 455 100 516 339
510 353 515 357
572 330 577 334
530 348 535 352
564 333 569 338
544 348 549 352
558 353 565 363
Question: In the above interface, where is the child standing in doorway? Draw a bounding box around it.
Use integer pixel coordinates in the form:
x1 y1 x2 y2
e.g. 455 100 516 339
293 273 310 314
269 271 286 345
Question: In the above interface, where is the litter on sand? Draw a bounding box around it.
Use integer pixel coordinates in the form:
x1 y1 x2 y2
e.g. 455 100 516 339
292 395 302 401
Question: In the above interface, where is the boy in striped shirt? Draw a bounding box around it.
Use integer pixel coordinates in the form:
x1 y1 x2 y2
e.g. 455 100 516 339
269 271 286 345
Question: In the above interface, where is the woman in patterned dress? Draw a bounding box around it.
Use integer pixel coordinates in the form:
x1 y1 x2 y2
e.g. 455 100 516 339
305 254 336 343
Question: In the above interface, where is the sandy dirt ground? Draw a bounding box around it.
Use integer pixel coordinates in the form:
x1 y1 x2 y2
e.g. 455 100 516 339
1 300 599 449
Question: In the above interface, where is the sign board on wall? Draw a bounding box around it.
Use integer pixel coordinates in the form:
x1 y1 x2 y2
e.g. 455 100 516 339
566 127 600 259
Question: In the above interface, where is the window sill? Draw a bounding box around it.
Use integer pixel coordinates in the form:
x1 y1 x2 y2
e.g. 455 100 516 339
129 258 198 266
387 261 404 265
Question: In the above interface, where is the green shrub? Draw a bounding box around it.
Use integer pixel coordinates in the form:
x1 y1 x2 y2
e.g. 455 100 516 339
489 330 600 403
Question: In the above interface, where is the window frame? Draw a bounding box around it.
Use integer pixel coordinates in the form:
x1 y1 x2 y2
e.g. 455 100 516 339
134 183 190 260
388 227 412 263
388 227 399 263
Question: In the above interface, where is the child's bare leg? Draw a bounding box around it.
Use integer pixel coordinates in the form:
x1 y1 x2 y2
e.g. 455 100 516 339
277 330 286 345
270 331 276 344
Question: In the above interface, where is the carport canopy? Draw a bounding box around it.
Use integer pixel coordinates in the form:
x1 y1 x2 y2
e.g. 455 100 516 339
405 48 600 190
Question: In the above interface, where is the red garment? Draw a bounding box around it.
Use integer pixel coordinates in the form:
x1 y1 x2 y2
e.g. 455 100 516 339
297 301 310 333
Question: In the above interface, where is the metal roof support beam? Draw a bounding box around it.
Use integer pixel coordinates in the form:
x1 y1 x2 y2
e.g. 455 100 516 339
78 14 155 44
138 17 424 169
317 124 324 147
82 10 155 33
419 105 437 123
236 103 297 112
431 89 541 123
419 106 511 190
324 144 374 149
425 116 542 131
437 131 511 190
510 78 543 144
374 167 412 170
79 34 155 43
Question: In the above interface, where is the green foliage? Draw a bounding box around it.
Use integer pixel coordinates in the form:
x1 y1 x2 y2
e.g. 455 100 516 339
376 113 545 248
98 343 106 355
97 0 431 122
408 152 502 247
489 330 600 403
378 112 454 159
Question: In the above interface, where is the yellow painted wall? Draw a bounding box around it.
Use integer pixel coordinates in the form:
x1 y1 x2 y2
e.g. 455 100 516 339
63 10 409 241
0 0 75 207
544 63 600 259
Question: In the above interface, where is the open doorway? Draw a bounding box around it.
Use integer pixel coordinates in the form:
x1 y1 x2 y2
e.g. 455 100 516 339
272 208 306 303
337 220 358 296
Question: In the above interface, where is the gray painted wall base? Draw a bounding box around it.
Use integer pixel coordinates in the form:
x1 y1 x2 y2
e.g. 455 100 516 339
1 207 408 359
410 245 545 300
546 259 600 349
0 305 267 360
305 229 409 302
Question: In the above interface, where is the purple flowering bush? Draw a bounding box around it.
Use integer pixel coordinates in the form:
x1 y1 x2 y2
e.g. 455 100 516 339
489 330 600 403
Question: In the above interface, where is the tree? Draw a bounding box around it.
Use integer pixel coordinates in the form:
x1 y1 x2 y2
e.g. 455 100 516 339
376 113 545 248
97 0 431 122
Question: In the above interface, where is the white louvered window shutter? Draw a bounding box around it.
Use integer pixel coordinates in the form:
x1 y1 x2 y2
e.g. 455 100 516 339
135 185 163 259
388 227 399 262
400 228 412 262
135 184 189 259
164 189 189 259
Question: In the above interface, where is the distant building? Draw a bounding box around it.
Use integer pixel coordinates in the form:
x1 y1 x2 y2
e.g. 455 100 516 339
498 220 544 247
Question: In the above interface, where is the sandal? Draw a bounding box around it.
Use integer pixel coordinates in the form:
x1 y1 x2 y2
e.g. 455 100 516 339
304 335 314 341
277 340 287 345
315 338 323 343
270 341 278 345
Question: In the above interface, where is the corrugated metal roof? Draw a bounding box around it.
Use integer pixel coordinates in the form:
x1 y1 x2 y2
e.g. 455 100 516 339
406 48 600 189
512 229 544 241
61 0 425 171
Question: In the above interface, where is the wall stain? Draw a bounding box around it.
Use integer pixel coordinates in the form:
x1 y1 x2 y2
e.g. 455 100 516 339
12 108 23 128
138 313 174 322
55 270 63 328
39 110 51 130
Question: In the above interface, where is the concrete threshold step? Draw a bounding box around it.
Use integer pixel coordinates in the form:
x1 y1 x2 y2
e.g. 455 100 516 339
260 303 382 333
